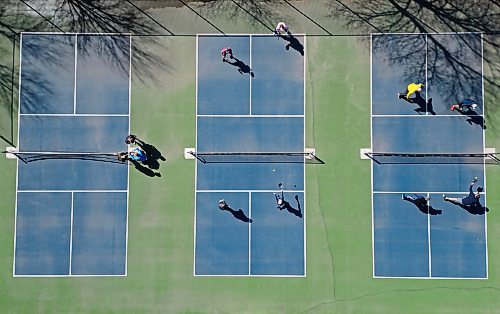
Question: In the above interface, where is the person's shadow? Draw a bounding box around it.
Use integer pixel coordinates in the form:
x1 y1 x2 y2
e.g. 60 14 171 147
456 108 486 129
279 34 304 56
130 160 161 177
279 195 303 218
445 198 489 215
400 91 436 115
227 57 254 77
403 196 442 215
135 141 166 170
221 205 252 223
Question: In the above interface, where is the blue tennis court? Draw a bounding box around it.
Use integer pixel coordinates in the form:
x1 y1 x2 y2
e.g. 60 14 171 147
194 34 306 276
14 33 130 276
371 33 487 279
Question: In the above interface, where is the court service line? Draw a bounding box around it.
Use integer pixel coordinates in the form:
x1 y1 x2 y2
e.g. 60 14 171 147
481 33 489 279
12 33 24 276
69 192 74 275
193 34 200 276
73 34 78 114
370 33 376 277
194 274 305 278
248 192 252 275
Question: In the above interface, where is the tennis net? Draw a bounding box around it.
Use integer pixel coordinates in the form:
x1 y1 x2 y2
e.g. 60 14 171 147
189 151 325 164
3 151 127 164
365 152 500 165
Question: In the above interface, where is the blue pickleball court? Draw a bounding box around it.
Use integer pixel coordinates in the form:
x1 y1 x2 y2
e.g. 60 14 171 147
14 33 131 276
371 33 487 279
194 34 306 276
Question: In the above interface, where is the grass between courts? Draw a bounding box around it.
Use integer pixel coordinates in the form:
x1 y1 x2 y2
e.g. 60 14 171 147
1 4 500 314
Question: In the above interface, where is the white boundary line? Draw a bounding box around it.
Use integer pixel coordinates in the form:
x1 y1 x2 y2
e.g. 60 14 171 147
18 190 128 193
425 34 428 116
19 113 130 117
373 191 483 195
193 34 199 276
370 34 376 278
374 275 487 280
194 274 305 277
427 192 432 277
303 34 307 277
372 114 483 118
69 192 74 275
197 33 306 37
21 32 132 36
248 192 252 275
73 34 78 114
125 34 132 277
249 35 252 115
481 33 489 279
371 32 483 35
13 33 23 277
197 114 304 118
13 274 127 277
197 189 304 193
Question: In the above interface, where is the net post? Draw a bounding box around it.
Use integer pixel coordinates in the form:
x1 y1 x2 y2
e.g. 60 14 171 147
4 147 16 160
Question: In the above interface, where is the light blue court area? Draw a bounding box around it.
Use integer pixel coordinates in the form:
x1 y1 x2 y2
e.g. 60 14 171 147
194 192 304 276
15 33 130 276
371 33 487 278
197 35 304 115
195 35 305 276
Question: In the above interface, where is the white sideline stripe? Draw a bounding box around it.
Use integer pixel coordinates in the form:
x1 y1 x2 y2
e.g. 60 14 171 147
481 33 489 278
193 34 199 276
21 32 132 36
427 192 432 277
18 190 127 193
69 192 74 275
374 191 485 195
196 189 305 193
125 34 132 277
19 113 129 117
248 192 252 275
303 34 307 277
197 33 306 36
370 33 376 277
73 34 78 114
371 32 483 35
249 35 252 115
14 274 126 277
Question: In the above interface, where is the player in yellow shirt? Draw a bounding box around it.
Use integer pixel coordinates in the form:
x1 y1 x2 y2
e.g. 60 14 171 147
398 83 424 100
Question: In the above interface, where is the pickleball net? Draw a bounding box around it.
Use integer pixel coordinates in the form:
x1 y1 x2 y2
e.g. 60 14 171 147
189 151 325 164
365 152 500 164
3 151 127 164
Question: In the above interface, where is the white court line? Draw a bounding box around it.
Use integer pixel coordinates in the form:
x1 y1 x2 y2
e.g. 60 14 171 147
481 33 489 279
427 192 432 277
425 34 428 116
21 32 132 36
196 114 305 118
372 114 483 118
248 192 252 275
371 32 483 35
19 113 130 117
374 191 485 195
197 33 306 37
370 33 376 278
374 275 486 280
13 33 24 277
69 192 74 275
303 34 307 277
249 35 252 115
194 274 305 278
14 274 126 277
18 190 128 193
74 34 78 114
193 34 199 276
196 189 304 193
124 34 132 277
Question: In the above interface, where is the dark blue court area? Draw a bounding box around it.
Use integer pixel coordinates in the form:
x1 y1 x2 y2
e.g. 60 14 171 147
195 35 306 276
371 33 487 278
14 33 131 276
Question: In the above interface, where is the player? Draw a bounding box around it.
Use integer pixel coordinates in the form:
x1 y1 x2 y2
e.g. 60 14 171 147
128 147 147 162
221 47 234 62
274 22 290 36
398 83 424 100
218 199 229 210
450 98 478 113
443 177 482 207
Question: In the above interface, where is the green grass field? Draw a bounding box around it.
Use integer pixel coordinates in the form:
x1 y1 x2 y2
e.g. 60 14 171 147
1 1 499 313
